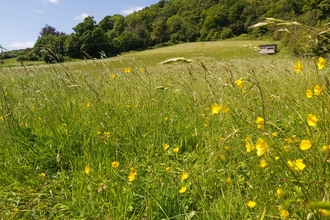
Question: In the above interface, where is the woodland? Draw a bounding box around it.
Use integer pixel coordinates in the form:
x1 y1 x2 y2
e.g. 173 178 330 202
3 0 330 62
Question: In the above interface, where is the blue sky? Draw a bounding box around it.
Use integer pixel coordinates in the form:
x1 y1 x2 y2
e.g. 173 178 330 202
0 0 159 50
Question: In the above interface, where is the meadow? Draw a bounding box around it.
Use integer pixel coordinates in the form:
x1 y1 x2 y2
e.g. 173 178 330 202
1 40 330 219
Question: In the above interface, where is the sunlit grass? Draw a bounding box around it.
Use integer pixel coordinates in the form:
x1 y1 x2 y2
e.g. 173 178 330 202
0 44 330 219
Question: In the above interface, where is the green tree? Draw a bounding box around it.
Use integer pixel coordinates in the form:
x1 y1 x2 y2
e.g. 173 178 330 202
33 34 67 58
228 1 247 23
203 5 229 30
127 24 151 49
302 0 330 21
167 15 187 41
40 46 64 63
151 18 168 44
98 15 114 32
112 14 126 35
65 34 82 58
118 31 140 51
80 27 111 58
73 16 96 36
220 28 235 39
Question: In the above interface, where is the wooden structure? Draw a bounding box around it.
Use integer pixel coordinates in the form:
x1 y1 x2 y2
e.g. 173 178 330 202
259 44 277 54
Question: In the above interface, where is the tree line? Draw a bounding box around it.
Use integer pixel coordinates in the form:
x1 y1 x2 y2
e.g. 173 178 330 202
5 0 330 63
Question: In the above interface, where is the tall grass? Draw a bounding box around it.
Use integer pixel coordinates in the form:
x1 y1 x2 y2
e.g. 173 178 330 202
0 50 329 219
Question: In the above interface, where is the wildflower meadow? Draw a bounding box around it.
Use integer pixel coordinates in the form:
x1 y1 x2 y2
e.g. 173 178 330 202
1 40 330 219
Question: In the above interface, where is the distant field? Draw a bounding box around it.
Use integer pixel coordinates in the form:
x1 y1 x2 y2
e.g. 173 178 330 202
0 40 283 68
109 40 284 65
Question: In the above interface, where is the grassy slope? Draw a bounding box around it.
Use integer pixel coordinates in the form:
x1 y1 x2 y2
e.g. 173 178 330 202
112 40 283 65
1 39 283 68
1 40 328 219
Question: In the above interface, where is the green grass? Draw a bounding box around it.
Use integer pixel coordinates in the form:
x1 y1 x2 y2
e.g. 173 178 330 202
1 39 282 68
0 57 44 67
0 40 330 219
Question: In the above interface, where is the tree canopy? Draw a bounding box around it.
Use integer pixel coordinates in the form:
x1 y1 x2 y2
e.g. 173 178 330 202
11 0 330 62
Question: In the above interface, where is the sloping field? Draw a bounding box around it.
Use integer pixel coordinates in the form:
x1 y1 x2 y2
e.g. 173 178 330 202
115 40 280 65
1 39 328 219
1 40 280 68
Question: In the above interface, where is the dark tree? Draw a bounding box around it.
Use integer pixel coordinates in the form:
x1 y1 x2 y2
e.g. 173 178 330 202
39 24 65 37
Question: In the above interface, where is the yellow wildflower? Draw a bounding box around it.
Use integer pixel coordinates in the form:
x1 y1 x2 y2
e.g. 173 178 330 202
275 156 280 160
84 166 91 174
86 102 91 107
212 103 221 114
111 73 116 79
277 189 283 198
220 155 226 160
280 209 290 218
124 67 131 73
314 84 322 96
235 78 245 88
306 89 313 98
40 172 46 179
319 209 329 217
163 143 170 150
322 145 330 151
272 132 278 137
306 114 318 127
256 116 264 129
247 200 256 209
103 131 110 137
287 160 295 170
284 138 292 144
294 61 303 73
300 139 312 150
173 147 179 153
226 178 232 185
294 159 306 171
111 161 119 168
317 57 326 70
259 159 268 168
165 167 170 171
256 138 268 156
287 159 306 171
128 168 137 182
128 173 136 182
179 186 187 194
181 172 189 180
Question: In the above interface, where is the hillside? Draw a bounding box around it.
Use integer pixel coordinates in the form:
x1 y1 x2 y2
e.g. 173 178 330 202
3 0 330 63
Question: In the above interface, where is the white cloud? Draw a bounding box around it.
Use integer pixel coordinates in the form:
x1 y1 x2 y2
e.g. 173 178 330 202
42 0 59 3
9 41 35 49
74 13 90 21
121 6 145 15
